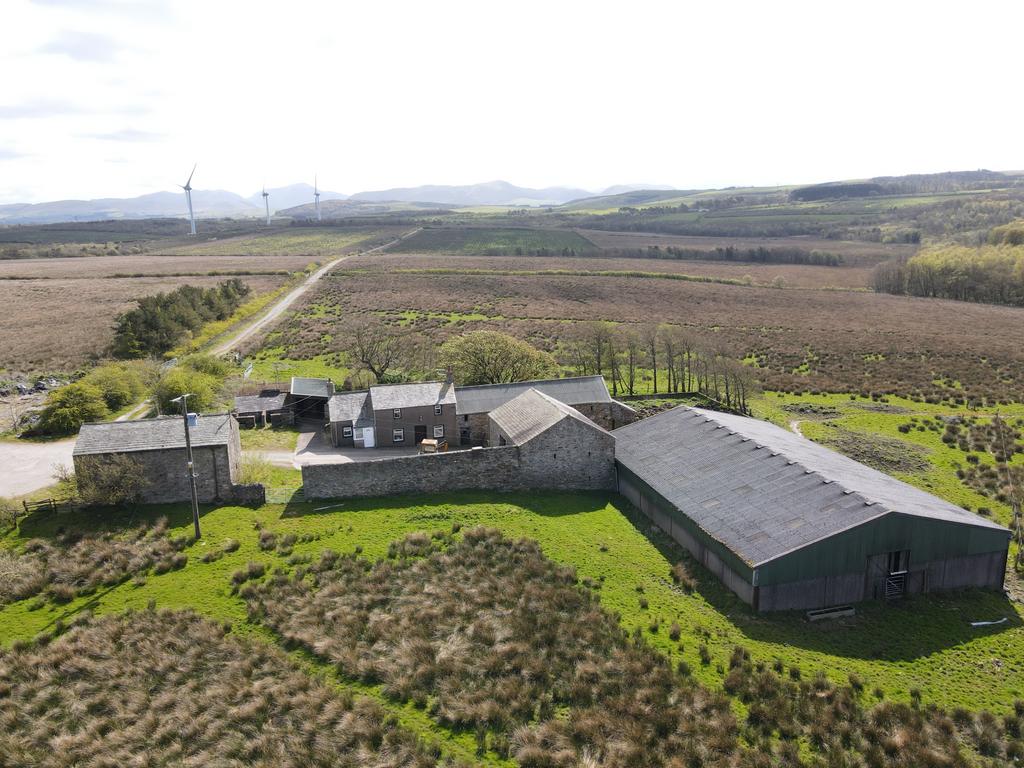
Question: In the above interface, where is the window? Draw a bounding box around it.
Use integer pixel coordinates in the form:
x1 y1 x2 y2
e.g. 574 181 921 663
392 428 405 443
433 425 445 438
342 426 352 438
463 415 469 422
434 404 442 415
393 408 401 419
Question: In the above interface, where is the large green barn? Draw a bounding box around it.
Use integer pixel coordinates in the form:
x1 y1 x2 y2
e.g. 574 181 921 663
614 407 1010 612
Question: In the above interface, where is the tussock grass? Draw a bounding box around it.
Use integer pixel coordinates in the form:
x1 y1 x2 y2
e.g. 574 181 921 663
0 609 455 767
0 517 184 606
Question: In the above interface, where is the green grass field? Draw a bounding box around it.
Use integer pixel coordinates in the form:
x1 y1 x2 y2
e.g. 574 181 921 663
158 228 391 258
389 227 596 254
2 491 1020 729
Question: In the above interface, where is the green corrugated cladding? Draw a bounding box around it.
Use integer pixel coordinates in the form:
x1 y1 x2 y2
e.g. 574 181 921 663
757 513 1010 586
617 463 1011 589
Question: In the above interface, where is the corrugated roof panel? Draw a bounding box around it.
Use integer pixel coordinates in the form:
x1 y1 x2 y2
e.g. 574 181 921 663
454 375 612 415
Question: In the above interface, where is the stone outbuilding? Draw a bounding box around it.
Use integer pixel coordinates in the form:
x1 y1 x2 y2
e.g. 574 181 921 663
455 375 636 445
614 406 1011 612
73 414 249 504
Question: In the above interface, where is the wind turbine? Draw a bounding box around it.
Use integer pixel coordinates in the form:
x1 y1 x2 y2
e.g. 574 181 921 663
261 185 270 226
314 175 322 221
180 164 197 236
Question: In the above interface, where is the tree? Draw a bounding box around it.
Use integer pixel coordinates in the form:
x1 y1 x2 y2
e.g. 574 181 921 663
81 363 146 410
639 324 660 394
38 383 109 435
343 320 408 383
440 331 557 385
153 368 218 413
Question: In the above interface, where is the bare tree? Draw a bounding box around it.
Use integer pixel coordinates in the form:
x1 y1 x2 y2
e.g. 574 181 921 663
639 324 660 394
343 320 407 383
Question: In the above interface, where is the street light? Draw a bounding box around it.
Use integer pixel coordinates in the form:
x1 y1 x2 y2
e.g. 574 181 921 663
170 393 201 540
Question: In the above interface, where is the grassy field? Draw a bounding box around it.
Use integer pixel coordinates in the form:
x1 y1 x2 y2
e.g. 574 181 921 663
389 226 596 254
1 492 1020 730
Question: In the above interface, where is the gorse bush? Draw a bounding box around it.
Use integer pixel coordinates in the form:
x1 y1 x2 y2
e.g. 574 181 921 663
112 278 250 357
0 610 453 767
37 381 108 435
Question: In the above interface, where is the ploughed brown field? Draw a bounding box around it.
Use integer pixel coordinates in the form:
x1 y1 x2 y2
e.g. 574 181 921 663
0 253 319 279
273 252 1024 405
0 274 285 372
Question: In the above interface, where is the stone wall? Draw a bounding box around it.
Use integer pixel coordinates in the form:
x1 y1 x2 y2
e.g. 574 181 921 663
575 400 638 431
374 403 458 448
303 420 616 500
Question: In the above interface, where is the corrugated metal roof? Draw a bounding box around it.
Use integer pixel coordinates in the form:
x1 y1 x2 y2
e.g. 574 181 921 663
369 381 456 410
489 388 608 445
327 391 371 425
613 407 1007 567
290 377 334 398
74 414 234 456
233 392 288 414
455 375 611 415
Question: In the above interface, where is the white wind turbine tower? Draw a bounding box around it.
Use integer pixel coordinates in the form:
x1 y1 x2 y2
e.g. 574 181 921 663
314 175 322 221
261 185 271 226
180 164 197 236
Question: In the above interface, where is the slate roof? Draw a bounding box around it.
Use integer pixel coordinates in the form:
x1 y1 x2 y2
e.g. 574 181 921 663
370 381 456 411
489 388 608 445
74 414 235 456
327 391 373 427
613 407 1008 567
455 375 612 415
234 392 288 414
290 377 334 398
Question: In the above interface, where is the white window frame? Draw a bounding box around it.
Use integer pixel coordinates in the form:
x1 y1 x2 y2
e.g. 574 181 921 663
342 426 353 438
392 428 405 443
393 408 401 419
433 425 445 438
434 404 442 415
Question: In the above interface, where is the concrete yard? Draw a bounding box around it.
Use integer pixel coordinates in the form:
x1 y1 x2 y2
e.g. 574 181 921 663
0 437 76 497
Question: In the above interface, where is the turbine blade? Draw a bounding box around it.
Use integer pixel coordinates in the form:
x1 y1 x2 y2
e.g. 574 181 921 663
185 163 196 187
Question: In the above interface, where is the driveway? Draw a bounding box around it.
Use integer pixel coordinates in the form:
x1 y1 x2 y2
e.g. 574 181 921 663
250 431 423 468
0 438 76 497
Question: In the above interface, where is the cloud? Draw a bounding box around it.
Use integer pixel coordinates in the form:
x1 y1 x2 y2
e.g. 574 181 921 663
0 149 30 161
38 29 125 62
81 128 164 142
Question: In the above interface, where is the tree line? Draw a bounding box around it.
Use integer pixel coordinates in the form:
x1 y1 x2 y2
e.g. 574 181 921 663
600 244 844 266
873 244 1024 306
112 279 250 358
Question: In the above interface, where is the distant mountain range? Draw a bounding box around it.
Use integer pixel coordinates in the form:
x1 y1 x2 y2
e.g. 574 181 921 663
0 181 665 225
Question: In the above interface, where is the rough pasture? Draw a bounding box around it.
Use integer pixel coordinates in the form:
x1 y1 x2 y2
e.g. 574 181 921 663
352 251 877 289
577 228 917 267
157 227 405 257
273 259 1024 405
389 226 596 255
0 253 318 279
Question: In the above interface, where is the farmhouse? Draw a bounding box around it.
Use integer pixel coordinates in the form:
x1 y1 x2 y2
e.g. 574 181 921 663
614 407 1011 612
73 413 253 504
304 388 616 499
324 380 457 448
323 374 636 449
454 375 636 444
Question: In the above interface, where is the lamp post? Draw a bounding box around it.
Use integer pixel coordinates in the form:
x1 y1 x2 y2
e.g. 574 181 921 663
171 394 201 540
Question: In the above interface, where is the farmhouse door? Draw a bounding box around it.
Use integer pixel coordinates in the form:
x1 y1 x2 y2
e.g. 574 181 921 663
415 425 427 444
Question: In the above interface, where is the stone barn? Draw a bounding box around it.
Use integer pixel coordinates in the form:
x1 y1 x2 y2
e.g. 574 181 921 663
614 406 1010 612
73 414 248 504
454 375 636 445
303 388 616 499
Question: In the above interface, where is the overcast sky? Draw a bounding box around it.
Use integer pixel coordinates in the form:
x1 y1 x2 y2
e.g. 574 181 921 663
2 0 1022 203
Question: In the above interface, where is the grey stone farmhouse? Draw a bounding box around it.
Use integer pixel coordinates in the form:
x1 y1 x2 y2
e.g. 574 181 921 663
73 413 250 504
321 374 635 449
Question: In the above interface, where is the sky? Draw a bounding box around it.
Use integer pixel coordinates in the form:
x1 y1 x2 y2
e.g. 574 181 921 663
1 0 1022 204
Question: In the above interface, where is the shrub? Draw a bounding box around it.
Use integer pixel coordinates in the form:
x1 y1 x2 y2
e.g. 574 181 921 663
670 560 696 592
74 454 150 506
153 368 218 413
80 363 148 410
38 382 109 435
